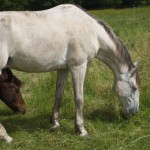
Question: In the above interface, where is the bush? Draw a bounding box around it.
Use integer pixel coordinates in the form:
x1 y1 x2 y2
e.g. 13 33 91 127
0 0 149 11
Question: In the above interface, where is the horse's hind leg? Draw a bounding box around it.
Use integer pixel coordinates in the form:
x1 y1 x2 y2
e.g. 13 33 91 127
50 69 68 130
70 62 88 137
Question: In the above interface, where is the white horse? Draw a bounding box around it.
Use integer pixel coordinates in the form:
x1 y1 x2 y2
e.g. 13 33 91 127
0 4 140 136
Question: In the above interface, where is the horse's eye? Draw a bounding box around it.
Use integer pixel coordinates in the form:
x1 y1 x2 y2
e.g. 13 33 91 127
131 84 137 92
15 88 20 93
132 86 137 92
130 82 137 92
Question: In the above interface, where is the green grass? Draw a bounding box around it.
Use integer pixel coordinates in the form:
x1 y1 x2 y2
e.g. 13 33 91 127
0 6 150 150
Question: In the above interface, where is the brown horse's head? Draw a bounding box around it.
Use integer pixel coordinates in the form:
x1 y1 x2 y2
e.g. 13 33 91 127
0 68 26 114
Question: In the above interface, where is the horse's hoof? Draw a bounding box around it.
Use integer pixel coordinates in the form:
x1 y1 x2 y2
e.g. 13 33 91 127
79 132 88 137
50 124 60 131
5 136 13 143
80 130 89 137
75 126 88 137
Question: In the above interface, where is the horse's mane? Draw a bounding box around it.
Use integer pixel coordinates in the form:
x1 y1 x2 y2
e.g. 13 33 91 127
97 20 133 70
97 20 140 88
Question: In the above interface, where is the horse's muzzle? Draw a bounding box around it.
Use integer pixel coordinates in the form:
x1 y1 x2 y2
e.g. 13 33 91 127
125 105 139 116
15 108 26 115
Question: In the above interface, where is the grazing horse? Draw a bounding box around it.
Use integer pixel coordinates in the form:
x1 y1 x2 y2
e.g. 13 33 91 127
0 68 26 114
0 4 140 136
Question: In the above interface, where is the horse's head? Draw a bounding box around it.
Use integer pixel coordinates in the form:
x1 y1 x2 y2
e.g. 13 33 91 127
0 68 26 114
114 63 140 116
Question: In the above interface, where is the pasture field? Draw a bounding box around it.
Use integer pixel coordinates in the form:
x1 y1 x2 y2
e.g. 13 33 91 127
0 6 150 150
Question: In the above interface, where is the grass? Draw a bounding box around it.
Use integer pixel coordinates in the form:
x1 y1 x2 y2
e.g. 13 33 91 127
0 6 150 150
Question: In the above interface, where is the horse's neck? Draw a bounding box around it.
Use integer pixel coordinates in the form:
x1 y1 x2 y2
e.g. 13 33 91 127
96 47 129 80
95 21 134 80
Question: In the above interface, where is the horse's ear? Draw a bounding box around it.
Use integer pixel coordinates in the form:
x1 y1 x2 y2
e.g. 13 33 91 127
129 61 140 77
3 68 13 82
13 76 22 87
0 75 5 82
0 72 7 88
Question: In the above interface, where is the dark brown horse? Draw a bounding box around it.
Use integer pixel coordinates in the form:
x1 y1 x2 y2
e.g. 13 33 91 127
0 68 26 114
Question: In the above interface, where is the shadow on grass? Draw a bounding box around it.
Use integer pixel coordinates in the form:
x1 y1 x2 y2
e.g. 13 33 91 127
86 106 128 123
1 105 128 136
1 111 51 133
1 110 75 136
0 108 14 116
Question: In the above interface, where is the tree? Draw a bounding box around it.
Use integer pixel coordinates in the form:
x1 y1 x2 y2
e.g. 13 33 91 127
0 0 29 11
0 0 149 11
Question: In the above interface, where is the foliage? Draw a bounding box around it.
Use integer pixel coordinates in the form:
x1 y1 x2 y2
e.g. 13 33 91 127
0 6 150 150
122 0 150 7
82 0 122 9
0 0 150 10
0 0 82 11
27 0 82 11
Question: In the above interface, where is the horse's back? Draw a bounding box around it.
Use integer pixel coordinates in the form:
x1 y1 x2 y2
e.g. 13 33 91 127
0 4 100 72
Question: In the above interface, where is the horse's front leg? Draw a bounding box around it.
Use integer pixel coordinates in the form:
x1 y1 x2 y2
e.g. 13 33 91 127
50 69 68 130
70 62 88 137
0 123 13 143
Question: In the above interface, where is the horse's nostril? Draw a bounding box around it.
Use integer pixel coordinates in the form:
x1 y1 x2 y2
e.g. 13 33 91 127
19 109 26 114
15 109 26 115
125 106 139 116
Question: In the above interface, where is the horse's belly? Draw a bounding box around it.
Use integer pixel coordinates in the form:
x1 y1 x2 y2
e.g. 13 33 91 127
8 27 69 72
7 53 68 73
